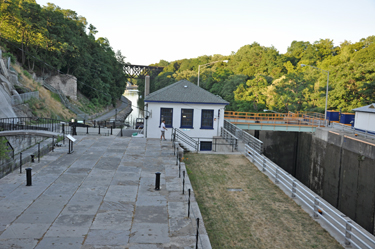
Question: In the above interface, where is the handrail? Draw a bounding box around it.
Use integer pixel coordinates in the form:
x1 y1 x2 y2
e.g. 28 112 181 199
0 117 70 135
224 120 263 153
331 123 375 140
244 144 375 249
220 127 238 151
172 128 198 152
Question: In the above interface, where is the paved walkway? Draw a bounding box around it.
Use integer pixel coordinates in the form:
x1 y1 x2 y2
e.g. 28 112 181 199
0 135 211 248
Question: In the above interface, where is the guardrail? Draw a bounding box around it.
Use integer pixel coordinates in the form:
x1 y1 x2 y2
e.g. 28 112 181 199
224 120 263 153
331 123 375 140
245 144 375 249
225 111 326 127
220 127 238 151
0 117 70 135
11 91 39 105
172 128 199 152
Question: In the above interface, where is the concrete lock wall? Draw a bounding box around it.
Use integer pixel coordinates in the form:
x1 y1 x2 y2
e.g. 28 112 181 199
252 129 375 235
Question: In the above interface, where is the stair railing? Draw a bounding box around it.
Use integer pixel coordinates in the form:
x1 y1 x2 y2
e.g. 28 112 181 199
172 128 198 152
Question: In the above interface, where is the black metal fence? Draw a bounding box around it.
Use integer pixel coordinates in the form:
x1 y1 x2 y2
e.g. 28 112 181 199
0 117 70 134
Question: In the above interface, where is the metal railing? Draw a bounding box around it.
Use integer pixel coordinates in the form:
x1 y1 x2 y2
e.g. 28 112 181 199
11 91 39 105
220 127 238 151
225 111 326 127
224 120 263 154
0 117 70 135
331 123 375 141
245 144 375 249
172 128 199 152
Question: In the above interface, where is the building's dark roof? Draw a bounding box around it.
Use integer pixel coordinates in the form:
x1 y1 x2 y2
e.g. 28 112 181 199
144 80 229 105
352 103 375 113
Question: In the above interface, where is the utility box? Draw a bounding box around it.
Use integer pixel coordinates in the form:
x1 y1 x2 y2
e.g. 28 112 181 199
327 110 339 121
340 113 355 125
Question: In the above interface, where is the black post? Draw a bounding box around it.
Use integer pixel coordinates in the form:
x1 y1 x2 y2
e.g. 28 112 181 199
52 136 55 152
155 172 161 190
26 168 32 186
196 218 200 249
188 189 191 217
99 125 101 135
68 140 71 154
121 127 123 137
62 123 65 145
86 126 89 134
182 170 185 194
30 154 35 163
105 121 107 127
179 161 181 178
94 120 96 128
38 143 40 163
111 126 113 135
19 152 22 173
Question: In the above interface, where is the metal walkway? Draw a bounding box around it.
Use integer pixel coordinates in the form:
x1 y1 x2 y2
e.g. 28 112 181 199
225 111 326 132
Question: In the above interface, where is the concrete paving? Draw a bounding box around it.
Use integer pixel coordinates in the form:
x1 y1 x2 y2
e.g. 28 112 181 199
0 135 211 249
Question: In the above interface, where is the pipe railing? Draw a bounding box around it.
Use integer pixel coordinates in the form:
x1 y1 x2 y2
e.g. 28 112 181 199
224 120 263 153
220 127 238 151
331 123 375 140
0 117 70 135
245 144 375 249
172 128 199 152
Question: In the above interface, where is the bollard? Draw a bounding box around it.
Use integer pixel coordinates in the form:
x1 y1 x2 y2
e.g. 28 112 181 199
179 161 181 178
155 172 161 190
188 189 191 217
99 125 101 135
26 168 32 186
121 128 123 137
182 171 185 194
19 152 22 173
62 123 65 145
52 136 55 152
196 218 200 249
111 126 113 135
86 126 89 134
38 143 40 163
30 154 35 163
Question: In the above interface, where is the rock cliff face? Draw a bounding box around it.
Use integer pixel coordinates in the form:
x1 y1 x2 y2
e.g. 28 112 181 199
45 74 77 100
0 51 18 119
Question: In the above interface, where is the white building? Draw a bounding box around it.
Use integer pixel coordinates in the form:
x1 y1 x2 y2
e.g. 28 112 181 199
144 80 229 150
352 103 375 133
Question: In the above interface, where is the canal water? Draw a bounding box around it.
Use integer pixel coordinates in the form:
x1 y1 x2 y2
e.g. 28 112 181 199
123 89 143 128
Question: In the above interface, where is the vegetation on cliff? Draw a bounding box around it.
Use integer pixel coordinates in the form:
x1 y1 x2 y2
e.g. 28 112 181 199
0 0 127 107
139 37 375 113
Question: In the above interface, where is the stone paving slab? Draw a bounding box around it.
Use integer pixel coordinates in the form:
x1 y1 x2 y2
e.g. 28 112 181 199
0 135 212 248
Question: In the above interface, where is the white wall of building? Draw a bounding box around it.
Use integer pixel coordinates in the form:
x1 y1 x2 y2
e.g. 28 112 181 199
354 112 375 133
144 102 226 139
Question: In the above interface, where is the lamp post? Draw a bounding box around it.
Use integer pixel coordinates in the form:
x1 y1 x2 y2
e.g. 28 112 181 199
301 64 330 121
197 60 228 87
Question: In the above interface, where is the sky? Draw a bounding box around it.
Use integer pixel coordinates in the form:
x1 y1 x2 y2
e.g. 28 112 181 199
36 0 375 66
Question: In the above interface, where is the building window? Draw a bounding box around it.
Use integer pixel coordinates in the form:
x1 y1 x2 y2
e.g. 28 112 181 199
201 109 214 129
180 109 193 128
160 108 173 128
200 141 212 151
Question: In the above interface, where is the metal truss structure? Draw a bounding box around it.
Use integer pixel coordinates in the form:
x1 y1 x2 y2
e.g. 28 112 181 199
124 64 164 79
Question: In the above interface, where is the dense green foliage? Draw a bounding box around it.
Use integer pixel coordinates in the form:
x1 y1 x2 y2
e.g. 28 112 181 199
140 38 375 113
0 0 127 106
